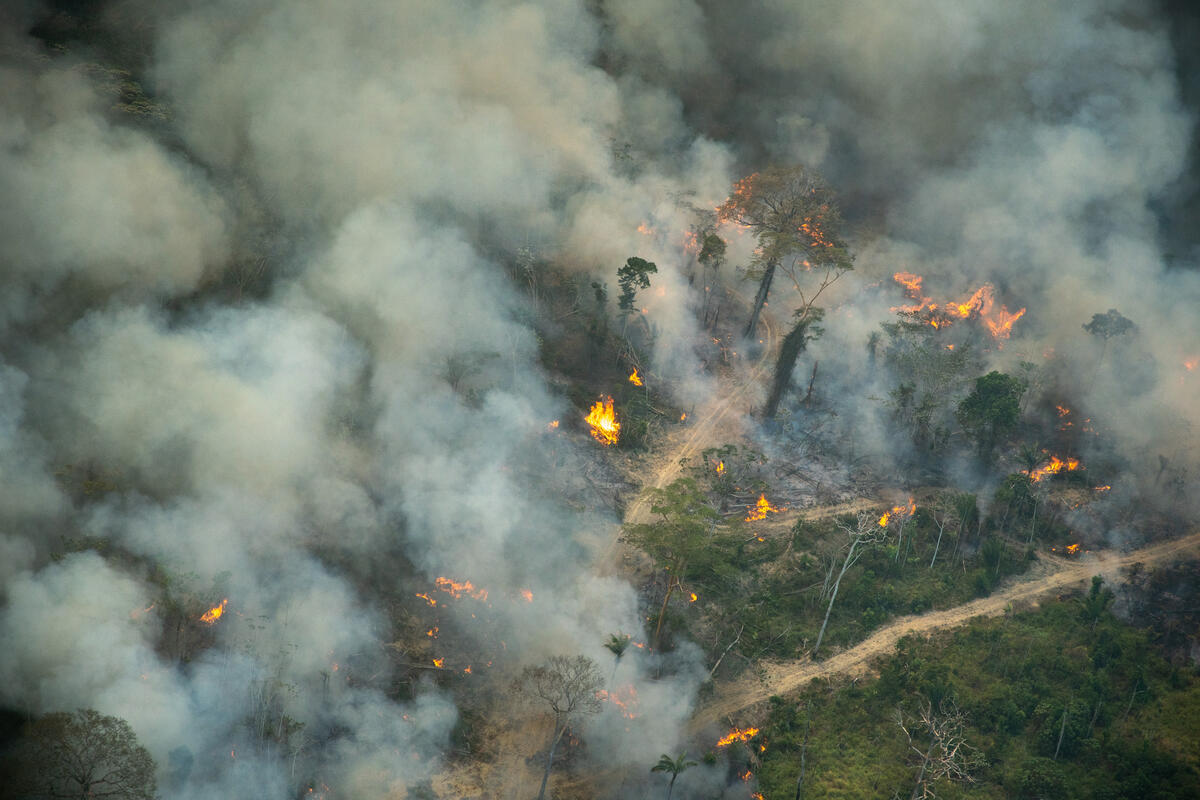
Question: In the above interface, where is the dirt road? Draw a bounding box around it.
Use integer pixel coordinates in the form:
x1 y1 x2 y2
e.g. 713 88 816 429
691 529 1200 730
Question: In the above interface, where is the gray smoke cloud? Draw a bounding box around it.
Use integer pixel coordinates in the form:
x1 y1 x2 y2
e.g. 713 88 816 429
0 0 1197 797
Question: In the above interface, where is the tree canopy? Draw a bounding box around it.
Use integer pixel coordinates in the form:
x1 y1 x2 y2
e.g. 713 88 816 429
956 371 1026 459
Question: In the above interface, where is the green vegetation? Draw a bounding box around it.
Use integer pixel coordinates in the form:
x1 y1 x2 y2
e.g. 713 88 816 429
632 475 1045 667
751 588 1200 799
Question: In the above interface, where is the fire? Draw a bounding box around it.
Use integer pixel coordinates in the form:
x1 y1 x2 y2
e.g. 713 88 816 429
200 598 228 625
1093 485 1111 492
894 271 924 296
435 577 489 602
426 627 438 637
585 396 620 446
1066 543 1081 555
740 770 754 782
547 419 559 430
689 592 698 603
596 685 639 719
1056 405 1070 417
130 602 156 620
519 589 533 602
745 494 783 521
879 498 916 526
716 460 725 474
463 665 472 674
637 222 654 236
984 305 1026 339
716 727 760 747
1024 455 1082 482
683 230 700 253
680 413 686 422
432 658 444 668
889 274 1024 339
1183 357 1197 371
415 592 437 606
629 369 643 387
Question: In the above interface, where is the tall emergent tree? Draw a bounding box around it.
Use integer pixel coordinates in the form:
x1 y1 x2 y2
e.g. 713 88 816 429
716 166 853 418
7 709 156 800
516 655 604 800
956 371 1026 460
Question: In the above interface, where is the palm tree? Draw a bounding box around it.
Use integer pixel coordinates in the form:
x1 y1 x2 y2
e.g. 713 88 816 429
603 632 631 682
651 752 697 800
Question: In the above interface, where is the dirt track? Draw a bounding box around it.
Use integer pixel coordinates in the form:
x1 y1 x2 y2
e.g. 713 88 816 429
690 529 1200 731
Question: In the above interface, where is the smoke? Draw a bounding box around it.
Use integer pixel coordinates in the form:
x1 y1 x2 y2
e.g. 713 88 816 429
0 0 1197 797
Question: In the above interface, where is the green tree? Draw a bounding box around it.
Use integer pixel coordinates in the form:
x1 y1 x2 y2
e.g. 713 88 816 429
8 709 156 800
813 511 888 658
651 752 697 800
956 371 1026 460
603 632 631 682
617 256 658 312
516 655 604 800
624 479 719 648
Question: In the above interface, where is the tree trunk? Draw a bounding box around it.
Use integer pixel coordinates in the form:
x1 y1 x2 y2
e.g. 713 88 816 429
909 755 930 800
537 722 566 800
744 259 777 339
930 524 945 568
666 774 677 800
794 717 811 800
763 313 815 420
814 539 858 658
1053 708 1068 761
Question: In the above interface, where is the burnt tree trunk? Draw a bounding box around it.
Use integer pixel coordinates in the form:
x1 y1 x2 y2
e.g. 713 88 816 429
763 314 817 420
743 259 777 339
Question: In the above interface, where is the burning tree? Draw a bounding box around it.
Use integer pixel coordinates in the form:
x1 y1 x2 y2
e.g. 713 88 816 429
515 655 604 800
894 698 985 800
717 166 853 418
813 511 888 658
5 709 156 800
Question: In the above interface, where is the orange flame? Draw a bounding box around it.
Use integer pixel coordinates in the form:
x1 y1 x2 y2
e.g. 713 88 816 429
984 305 1026 339
679 413 686 422
585 396 620 446
547 419 559 430
740 770 754 781
1093 485 1111 493
637 222 654 236
716 726 760 747
1066 543 1081 555
745 494 783 521
520 589 533 602
432 658 444 668
629 369 643 387
893 271 924 296
1056 405 1070 417
689 592 698 603
415 592 437 606
596 685 639 719
435 577 489 602
200 598 228 625
1024 455 1081 482
1185 357 1198 371
426 627 438 638
716 460 725 475
879 498 915 526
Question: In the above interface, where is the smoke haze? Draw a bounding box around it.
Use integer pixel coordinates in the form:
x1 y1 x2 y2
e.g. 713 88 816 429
0 0 1197 796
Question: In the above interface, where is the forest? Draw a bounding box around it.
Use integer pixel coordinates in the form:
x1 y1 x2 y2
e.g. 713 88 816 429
0 2 1198 799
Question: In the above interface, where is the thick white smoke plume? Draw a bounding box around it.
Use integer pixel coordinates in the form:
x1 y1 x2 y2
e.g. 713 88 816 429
0 0 1196 797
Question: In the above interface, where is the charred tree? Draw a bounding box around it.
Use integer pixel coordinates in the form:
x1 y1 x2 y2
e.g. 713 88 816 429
515 655 604 800
716 166 852 345
762 308 824 420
